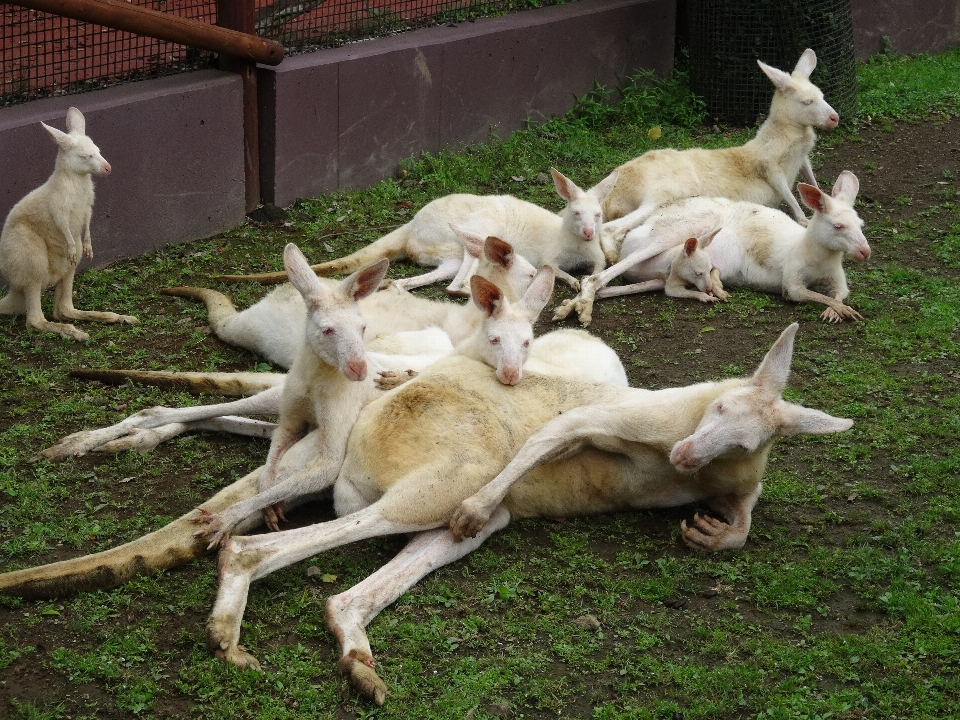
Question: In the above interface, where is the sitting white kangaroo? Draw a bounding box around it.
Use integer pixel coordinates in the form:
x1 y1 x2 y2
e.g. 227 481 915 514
0 107 137 341
558 172 870 325
600 49 839 263
213 168 618 291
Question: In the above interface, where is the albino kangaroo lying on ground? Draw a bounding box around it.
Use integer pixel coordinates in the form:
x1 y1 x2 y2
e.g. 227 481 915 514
36 236 541 461
0 325 849 706
600 49 838 263
0 107 137 341
167 228 538 369
557 172 870 326
213 168 618 291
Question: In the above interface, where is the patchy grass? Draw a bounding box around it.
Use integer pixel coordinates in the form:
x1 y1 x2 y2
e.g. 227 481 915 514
1 51 960 718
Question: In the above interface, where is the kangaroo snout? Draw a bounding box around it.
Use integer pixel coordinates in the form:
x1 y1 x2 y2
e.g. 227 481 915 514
823 113 839 129
497 366 521 386
669 440 702 473
100 161 112 175
581 226 594 241
345 359 368 381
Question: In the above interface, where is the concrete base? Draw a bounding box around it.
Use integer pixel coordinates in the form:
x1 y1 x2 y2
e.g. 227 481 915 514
258 0 676 206
851 0 960 59
0 70 245 273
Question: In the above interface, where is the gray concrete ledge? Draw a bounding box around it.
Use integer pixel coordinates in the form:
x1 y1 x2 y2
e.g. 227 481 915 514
0 70 245 273
258 0 676 205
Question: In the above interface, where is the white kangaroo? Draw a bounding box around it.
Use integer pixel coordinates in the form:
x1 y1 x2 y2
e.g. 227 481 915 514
190 248 558 548
196 323 851 702
213 168 619 291
0 326 849 706
600 49 839 263
0 107 137 341
35 235 540 461
557 171 870 325
165 227 538 370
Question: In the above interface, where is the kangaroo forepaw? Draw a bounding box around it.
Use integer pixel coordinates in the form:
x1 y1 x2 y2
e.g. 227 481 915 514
449 497 495 541
213 641 261 670
338 649 387 706
820 305 863 323
551 299 576 322
375 369 417 391
680 513 746 551
192 508 230 550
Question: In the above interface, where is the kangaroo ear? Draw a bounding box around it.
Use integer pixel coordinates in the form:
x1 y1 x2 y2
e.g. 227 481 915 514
831 171 859 203
792 48 817 79
778 403 853 436
698 227 721 249
42 121 73 150
284 243 323 299
450 224 485 258
470 275 503 316
757 59 791 91
751 323 799 395
798 183 827 213
519 265 555 320
589 168 619 203
65 107 86 135
343 258 390 301
484 236 515 269
551 167 582 202
683 237 698 257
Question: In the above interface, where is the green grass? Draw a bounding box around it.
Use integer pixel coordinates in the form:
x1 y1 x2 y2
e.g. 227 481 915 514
1 49 960 718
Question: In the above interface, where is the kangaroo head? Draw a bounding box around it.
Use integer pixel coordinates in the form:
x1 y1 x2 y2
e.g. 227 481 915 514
798 171 871 260
468 266 555 385
670 229 720 293
758 49 839 130
42 107 112 177
284 243 388 381
670 323 853 472
552 167 619 242
450 226 538 301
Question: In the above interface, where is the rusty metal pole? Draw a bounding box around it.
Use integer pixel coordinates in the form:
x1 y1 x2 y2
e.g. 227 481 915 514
217 0 261 213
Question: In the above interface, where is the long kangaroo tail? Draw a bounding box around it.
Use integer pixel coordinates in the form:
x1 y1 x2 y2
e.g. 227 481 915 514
69 369 285 396
0 473 259 599
161 286 238 335
212 225 411 284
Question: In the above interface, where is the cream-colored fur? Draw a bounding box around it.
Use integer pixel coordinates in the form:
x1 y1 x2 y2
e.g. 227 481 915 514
0 107 137 341
213 168 618 291
195 323 851 700
560 171 871 325
600 49 838 264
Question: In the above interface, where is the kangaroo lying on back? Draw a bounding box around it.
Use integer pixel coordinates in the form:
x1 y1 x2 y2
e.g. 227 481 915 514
0 107 137 341
214 168 618 291
600 49 839 264
557 172 870 326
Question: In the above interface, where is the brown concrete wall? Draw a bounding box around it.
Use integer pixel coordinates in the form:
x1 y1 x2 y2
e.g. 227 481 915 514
0 70 246 273
851 0 960 59
259 0 676 206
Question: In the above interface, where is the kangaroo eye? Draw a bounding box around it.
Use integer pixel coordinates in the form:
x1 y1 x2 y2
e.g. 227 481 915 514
490 337 500 345
522 340 530 348
803 100 814 106
361 325 367 333
695 271 703 276
573 211 581 217
716 403 724 414
323 327 335 336
833 223 844 231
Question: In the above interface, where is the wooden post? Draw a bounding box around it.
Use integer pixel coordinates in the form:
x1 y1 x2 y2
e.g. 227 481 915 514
217 0 261 213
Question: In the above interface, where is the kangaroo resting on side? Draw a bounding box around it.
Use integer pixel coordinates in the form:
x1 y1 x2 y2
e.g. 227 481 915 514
600 49 839 263
557 171 870 326
213 168 618 291
0 107 137 341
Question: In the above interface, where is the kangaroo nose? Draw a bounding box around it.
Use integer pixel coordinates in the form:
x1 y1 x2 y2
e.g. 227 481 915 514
582 226 594 240
346 359 367 381
101 161 112 175
827 113 839 128
498 366 521 385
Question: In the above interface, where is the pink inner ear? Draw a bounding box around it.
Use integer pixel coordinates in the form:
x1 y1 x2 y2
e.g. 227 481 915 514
470 275 502 315
797 183 825 213
485 237 513 268
684 238 697 256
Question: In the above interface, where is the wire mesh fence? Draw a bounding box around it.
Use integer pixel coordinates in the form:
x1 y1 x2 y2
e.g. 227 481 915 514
2 0 577 106
686 0 857 125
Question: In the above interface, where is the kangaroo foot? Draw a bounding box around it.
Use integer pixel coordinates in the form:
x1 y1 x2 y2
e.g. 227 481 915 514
680 513 747 551
338 649 387 705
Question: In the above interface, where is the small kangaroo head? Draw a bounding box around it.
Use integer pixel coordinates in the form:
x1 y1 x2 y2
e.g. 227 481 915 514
283 243 388 381
468 266 555 385
670 229 720 294
758 49 839 130
670 323 853 472
450 226 538 300
798 171 871 260
553 167 619 242
42 107 112 176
